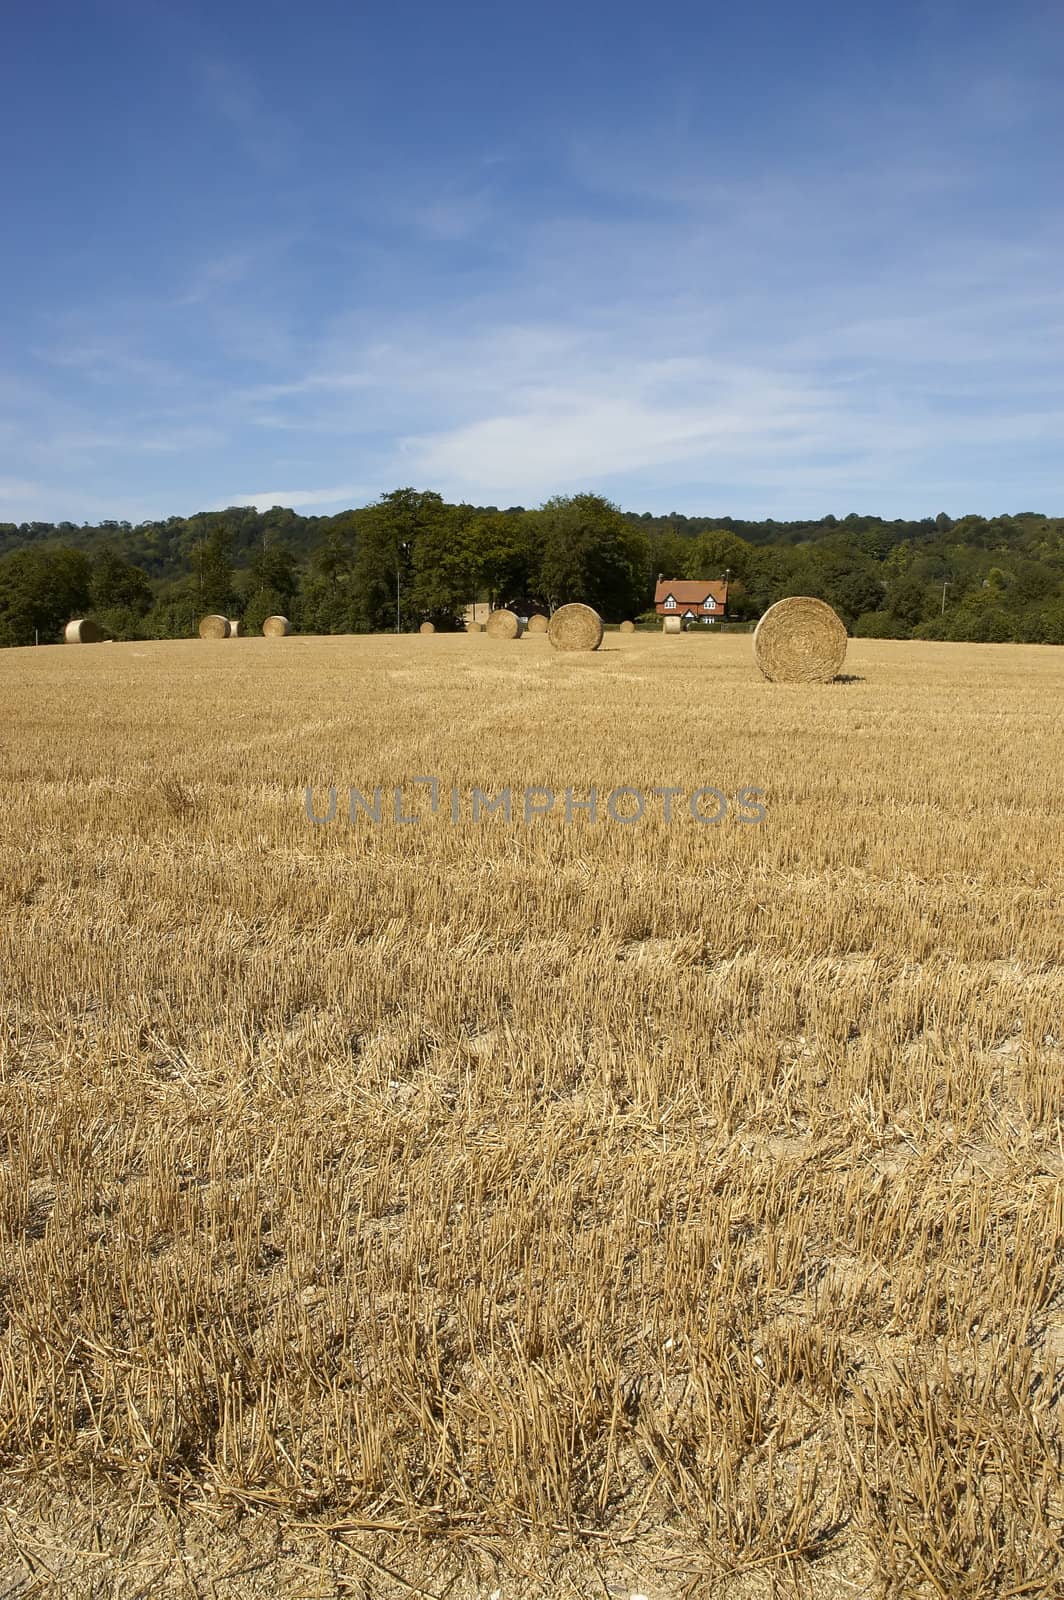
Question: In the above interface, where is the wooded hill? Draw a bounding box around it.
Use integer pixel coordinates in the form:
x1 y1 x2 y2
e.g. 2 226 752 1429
2 492 1063 647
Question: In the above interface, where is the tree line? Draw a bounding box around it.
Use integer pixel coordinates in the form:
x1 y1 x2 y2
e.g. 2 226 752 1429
2 491 1064 648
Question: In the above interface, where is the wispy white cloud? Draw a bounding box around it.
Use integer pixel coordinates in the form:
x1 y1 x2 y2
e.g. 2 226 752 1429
174 251 255 307
409 188 494 242
198 58 296 171
0 478 42 503
228 484 374 511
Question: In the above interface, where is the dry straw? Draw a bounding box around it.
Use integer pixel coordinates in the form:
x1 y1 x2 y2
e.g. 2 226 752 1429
419 621 436 634
64 618 108 644
485 609 523 639
262 616 291 637
229 620 242 637
197 615 230 640
663 616 683 635
619 619 637 634
526 613 549 633
753 596 848 683
547 603 604 652
466 621 484 633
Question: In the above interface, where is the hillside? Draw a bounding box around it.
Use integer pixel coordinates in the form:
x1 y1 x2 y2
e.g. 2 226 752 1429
2 494 1064 647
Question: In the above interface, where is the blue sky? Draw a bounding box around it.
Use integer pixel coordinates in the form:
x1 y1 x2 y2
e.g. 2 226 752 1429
2 0 1062 523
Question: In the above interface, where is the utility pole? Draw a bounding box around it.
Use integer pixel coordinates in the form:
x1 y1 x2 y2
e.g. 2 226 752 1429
941 579 951 614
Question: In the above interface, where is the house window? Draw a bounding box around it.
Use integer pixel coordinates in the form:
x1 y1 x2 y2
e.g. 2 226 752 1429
664 595 676 609
704 598 715 610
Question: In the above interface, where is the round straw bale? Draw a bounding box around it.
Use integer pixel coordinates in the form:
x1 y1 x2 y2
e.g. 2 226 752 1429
262 615 291 637
485 608 523 639
229 620 242 637
526 612 549 633
753 596 847 683
662 616 683 635
64 618 108 644
419 621 436 634
547 603 604 652
466 620 483 632
619 619 637 634
198 614 230 640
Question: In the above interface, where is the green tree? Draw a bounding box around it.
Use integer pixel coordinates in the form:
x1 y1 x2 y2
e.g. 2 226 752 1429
884 574 930 628
411 508 481 628
247 539 299 609
533 493 648 619
142 592 197 640
299 518 361 634
89 546 152 613
464 512 539 610
648 528 691 588
0 547 91 647
352 489 456 631
853 610 898 638
191 527 236 616
683 528 756 586
244 586 288 635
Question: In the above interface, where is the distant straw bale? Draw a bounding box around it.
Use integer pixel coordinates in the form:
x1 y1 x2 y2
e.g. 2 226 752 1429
547 603 604 652
526 613 549 633
662 616 682 635
198 615 230 639
64 618 108 644
262 616 291 637
753 597 848 683
485 609 523 639
229 620 242 637
419 621 436 634
466 621 484 633
619 620 637 634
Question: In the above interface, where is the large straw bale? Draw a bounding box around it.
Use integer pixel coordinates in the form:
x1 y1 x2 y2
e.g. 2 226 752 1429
526 613 549 633
419 621 436 634
547 603 604 652
753 596 848 683
198 614 230 640
662 616 683 635
262 615 291 637
485 609 523 639
64 618 108 643
619 620 637 634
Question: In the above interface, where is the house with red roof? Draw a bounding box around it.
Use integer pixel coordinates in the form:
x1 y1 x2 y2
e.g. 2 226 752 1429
654 578 729 624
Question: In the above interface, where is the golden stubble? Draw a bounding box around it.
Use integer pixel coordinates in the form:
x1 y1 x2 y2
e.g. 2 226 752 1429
0 631 1061 1597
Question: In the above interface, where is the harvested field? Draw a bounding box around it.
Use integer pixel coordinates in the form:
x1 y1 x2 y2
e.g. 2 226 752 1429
0 632 1061 1599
